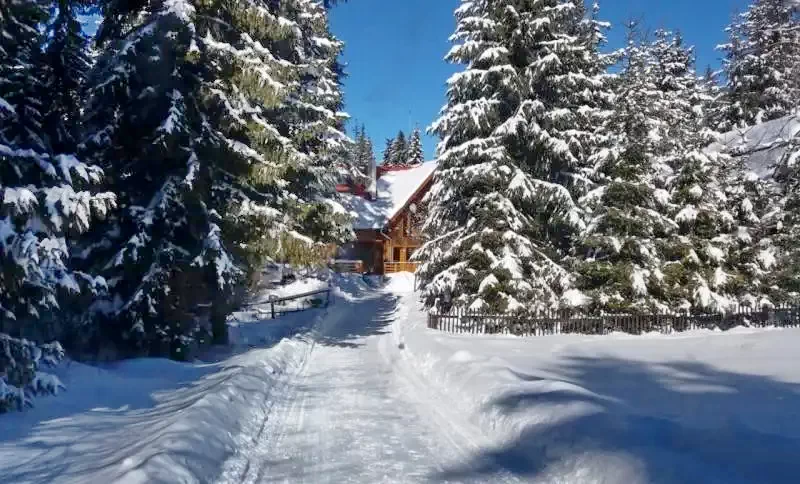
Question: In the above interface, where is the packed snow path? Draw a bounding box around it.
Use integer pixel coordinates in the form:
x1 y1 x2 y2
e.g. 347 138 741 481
216 290 518 484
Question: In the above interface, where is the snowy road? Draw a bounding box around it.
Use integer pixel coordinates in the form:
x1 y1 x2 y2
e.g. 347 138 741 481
4 274 799 483
216 289 517 484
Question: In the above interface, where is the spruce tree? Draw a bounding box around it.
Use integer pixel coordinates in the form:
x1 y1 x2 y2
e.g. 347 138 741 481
572 27 676 312
271 0 353 250
417 0 608 314
0 0 48 154
574 27 775 313
345 124 373 183
363 131 376 172
391 130 407 165
382 136 396 165
81 0 231 356
81 0 350 357
653 30 775 310
718 0 800 129
407 127 424 165
1 0 114 345
41 0 91 154
701 66 727 135
771 135 800 298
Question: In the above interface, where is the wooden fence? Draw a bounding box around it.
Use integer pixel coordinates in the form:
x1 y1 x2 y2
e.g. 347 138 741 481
240 287 332 320
427 304 800 336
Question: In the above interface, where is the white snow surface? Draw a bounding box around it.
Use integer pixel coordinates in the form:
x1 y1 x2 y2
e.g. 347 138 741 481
0 299 330 483
3 272 800 483
707 111 800 179
266 275 329 299
395 276 800 483
342 161 437 229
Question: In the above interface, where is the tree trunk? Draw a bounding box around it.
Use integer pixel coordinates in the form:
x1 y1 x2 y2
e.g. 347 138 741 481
211 301 229 345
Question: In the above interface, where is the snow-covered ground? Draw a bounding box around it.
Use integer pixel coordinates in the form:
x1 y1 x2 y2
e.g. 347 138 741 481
0 275 371 484
3 272 799 483
391 274 800 483
0 307 325 483
217 271 518 483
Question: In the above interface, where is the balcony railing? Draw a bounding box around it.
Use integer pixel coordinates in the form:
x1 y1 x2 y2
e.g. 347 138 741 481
384 261 419 274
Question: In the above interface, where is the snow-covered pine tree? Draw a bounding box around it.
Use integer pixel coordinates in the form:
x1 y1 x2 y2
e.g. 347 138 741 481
1 334 64 412
407 127 424 165
344 124 371 184
83 0 281 356
382 136 396 165
772 134 800 298
701 66 728 136
568 0 616 200
269 0 353 254
1 0 113 393
572 26 677 312
82 0 353 357
417 0 607 315
651 31 731 311
649 30 701 165
41 0 91 154
391 130 407 165
357 125 376 181
718 154 779 307
648 30 775 311
81 0 230 357
718 0 800 130
350 125 365 178
0 0 48 154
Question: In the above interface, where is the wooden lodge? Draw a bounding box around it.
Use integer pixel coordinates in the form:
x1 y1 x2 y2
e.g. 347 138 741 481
336 161 436 275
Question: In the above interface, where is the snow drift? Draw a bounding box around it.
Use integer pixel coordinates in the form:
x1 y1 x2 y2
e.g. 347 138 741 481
393 276 800 483
0 273 373 484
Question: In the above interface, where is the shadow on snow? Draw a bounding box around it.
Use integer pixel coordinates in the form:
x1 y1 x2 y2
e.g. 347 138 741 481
311 293 398 349
432 355 800 484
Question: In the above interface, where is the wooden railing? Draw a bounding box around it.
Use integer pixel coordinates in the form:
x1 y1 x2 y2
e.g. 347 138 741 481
331 259 363 273
239 287 332 319
384 261 419 274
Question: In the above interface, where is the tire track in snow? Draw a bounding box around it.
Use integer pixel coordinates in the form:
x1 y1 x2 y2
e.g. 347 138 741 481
215 334 317 484
217 290 522 484
378 293 523 484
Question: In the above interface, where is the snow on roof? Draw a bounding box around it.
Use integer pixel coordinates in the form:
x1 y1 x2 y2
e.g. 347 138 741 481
343 161 437 230
707 112 800 179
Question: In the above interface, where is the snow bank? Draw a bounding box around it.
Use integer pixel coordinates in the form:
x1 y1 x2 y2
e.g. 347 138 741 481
0 276 347 483
0 339 309 483
394 287 800 483
265 276 329 300
329 272 376 302
384 271 416 294
256 270 374 303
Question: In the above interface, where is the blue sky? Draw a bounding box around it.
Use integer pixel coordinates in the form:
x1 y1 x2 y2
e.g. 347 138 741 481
329 0 751 161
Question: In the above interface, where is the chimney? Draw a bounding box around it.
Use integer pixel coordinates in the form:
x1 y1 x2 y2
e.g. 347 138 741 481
367 153 377 200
